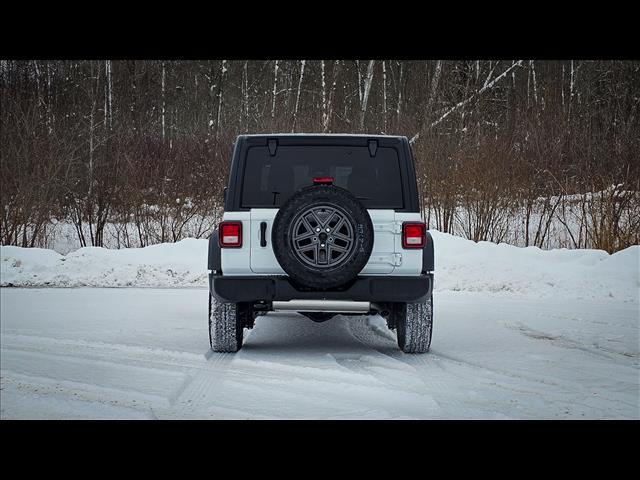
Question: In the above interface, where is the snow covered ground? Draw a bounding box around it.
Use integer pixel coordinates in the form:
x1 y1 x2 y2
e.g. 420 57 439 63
1 289 637 419
1 231 638 419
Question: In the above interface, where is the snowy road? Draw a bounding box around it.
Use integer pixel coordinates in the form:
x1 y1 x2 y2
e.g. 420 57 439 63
1 288 638 419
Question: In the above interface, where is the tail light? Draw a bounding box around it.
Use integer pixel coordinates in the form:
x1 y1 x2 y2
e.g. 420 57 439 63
402 222 426 249
219 221 242 248
313 177 334 185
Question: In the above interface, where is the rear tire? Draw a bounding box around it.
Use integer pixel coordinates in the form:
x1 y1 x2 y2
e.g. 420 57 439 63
396 295 433 353
209 292 245 352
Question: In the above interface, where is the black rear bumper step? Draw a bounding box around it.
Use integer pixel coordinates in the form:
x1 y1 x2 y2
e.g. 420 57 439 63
211 274 433 303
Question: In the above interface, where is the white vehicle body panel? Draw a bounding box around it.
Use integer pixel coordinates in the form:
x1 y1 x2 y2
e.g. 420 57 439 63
221 210 423 276
219 211 252 276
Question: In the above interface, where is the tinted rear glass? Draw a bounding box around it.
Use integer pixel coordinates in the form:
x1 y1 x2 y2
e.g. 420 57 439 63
241 145 403 209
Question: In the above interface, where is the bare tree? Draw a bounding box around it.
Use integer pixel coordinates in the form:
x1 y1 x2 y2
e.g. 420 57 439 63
2 59 637 253
410 60 524 144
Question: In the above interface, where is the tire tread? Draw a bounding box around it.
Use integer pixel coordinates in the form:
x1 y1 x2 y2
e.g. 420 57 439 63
397 296 433 353
209 293 242 352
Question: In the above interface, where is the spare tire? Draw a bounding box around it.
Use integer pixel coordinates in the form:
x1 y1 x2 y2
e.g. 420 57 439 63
272 185 373 289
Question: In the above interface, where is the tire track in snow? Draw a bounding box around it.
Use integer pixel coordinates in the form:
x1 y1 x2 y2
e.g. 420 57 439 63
1 347 187 401
1 333 207 370
403 340 636 418
506 322 638 362
344 316 541 418
164 349 241 417
0 334 246 417
343 316 480 416
166 356 402 419
165 319 444 419
351 319 564 392
0 334 212 417
0 372 156 419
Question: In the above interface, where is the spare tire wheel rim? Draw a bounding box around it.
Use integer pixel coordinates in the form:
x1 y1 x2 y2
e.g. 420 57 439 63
289 204 355 268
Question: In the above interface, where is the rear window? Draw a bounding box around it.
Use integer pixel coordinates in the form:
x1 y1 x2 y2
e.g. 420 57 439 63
241 145 404 209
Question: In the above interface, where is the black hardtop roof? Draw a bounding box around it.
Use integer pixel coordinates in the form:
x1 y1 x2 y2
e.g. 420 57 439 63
226 133 419 212
239 133 407 139
237 133 409 145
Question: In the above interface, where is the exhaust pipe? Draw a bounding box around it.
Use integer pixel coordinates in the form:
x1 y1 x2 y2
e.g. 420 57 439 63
272 300 371 313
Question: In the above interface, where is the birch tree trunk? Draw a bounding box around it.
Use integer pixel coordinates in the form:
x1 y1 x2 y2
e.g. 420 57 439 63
46 61 53 134
87 62 97 247
323 60 340 133
271 60 278 120
561 63 565 108
382 61 387 132
356 60 362 105
569 60 576 121
291 60 305 132
396 61 403 128
243 61 249 128
418 60 442 132
107 60 112 129
102 60 112 131
530 60 538 104
161 61 166 142
215 60 227 138
321 60 327 131
359 60 375 131
530 60 540 125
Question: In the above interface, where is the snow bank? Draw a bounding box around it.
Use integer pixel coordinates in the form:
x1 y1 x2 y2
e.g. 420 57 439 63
1 239 208 288
430 231 639 301
1 232 638 301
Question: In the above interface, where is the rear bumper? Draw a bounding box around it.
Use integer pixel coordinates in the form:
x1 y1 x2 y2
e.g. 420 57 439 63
211 274 433 303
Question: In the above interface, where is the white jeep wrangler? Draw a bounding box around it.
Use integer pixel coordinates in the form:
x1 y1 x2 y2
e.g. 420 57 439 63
208 134 434 353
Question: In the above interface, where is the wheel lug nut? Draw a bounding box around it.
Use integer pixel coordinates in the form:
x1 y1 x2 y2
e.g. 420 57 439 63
316 228 320 232
321 244 325 247
325 228 330 232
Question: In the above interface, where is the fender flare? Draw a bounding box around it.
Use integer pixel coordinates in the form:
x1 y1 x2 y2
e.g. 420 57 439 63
422 231 434 273
208 229 221 273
